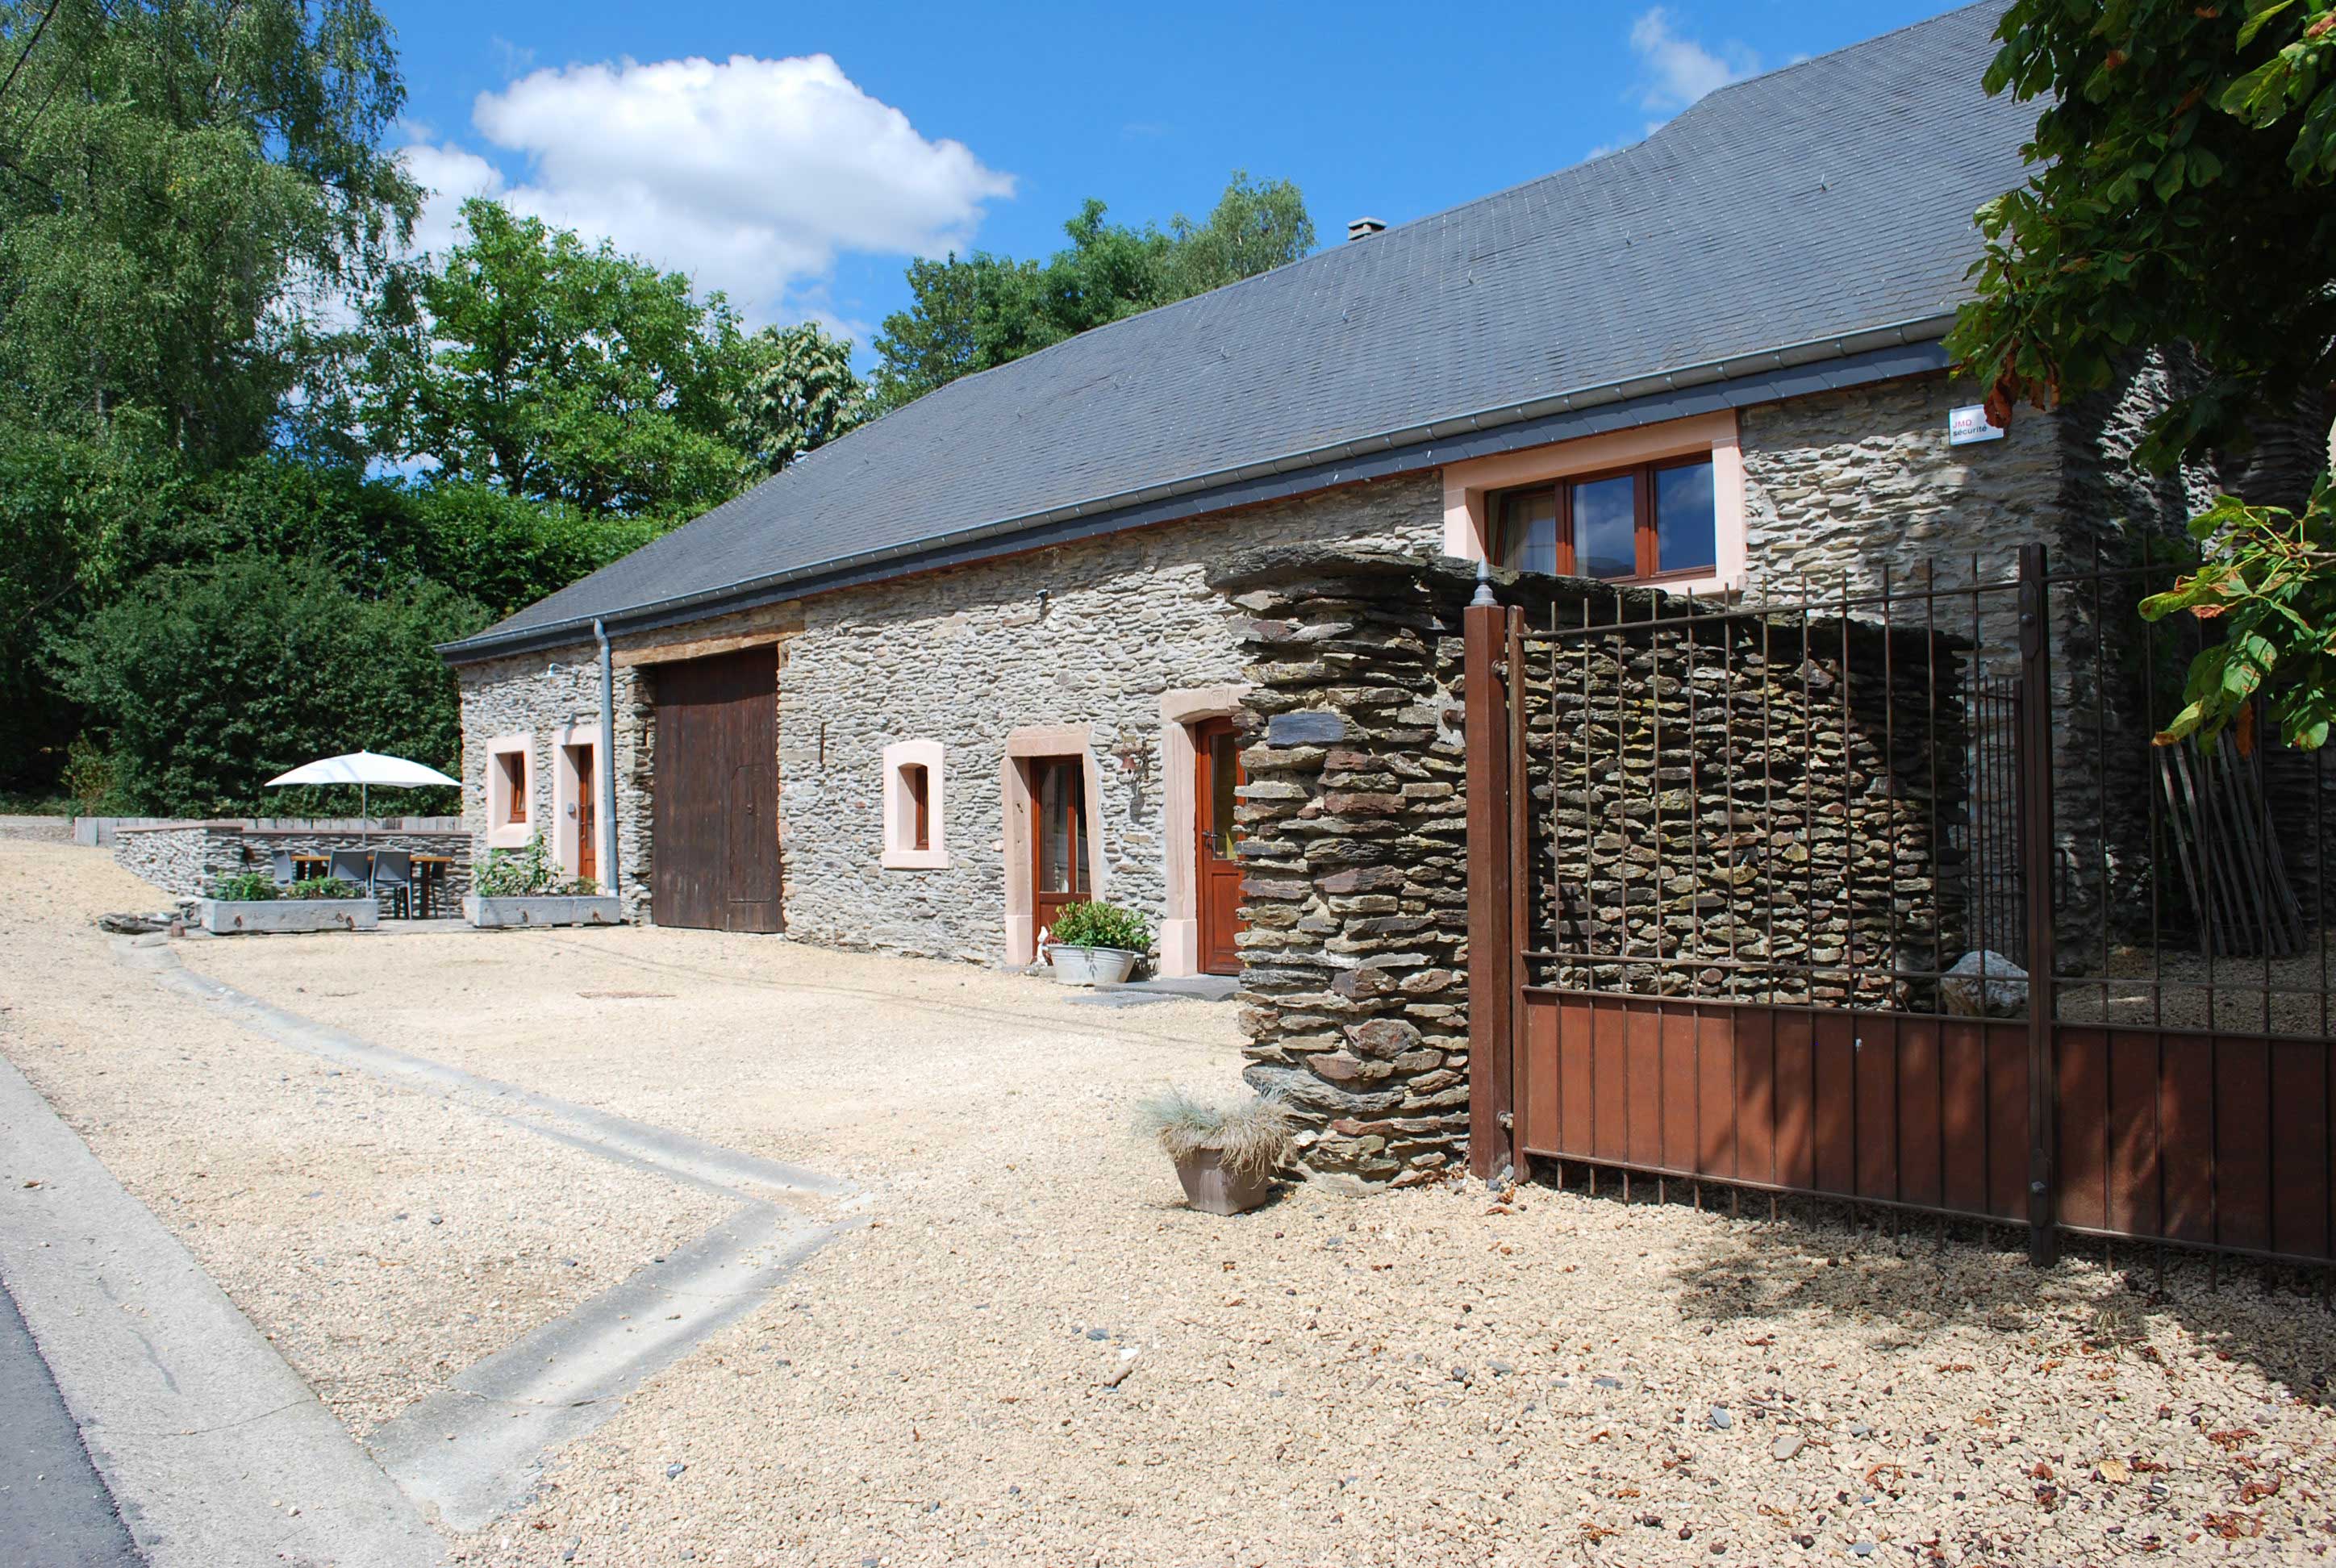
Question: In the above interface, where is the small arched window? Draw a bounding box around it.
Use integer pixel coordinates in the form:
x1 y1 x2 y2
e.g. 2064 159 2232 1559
881 740 947 869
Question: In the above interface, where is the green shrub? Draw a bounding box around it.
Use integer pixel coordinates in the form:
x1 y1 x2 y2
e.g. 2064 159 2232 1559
47 553 486 816
210 871 279 901
1048 899 1152 953
290 877 365 900
62 735 117 815
473 833 573 897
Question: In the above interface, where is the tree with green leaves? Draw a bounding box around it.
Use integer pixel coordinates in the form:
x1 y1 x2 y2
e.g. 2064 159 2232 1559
0 0 420 466
49 553 486 815
724 322 871 480
869 171 1314 409
1950 0 2336 751
367 198 747 518
1166 170 1316 297
368 199 873 516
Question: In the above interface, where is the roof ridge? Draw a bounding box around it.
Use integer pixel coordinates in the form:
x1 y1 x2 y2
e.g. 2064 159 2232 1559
858 1 2005 422
449 0 2029 659
1681 0 2002 115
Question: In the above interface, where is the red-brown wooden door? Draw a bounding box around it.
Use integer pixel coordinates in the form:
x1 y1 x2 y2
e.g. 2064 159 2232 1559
651 648 782 932
573 744 597 885
1031 756 1090 945
1195 718 1246 975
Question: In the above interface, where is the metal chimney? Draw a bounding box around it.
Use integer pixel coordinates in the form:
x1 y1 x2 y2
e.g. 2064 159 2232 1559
1346 216 1387 242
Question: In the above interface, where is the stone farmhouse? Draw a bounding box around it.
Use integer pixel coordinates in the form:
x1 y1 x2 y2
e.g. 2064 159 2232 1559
443 2 2151 984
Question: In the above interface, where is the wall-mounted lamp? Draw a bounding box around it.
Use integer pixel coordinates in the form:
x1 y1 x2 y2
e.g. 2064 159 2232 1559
1036 587 1052 618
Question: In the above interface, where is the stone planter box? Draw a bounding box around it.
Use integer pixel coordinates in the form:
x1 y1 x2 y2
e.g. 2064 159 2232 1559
464 894 621 929
1048 945 1139 986
196 898 378 935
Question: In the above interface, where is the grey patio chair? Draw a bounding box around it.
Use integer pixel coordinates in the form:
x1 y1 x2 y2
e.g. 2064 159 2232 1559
327 849 374 896
269 849 296 886
370 849 412 919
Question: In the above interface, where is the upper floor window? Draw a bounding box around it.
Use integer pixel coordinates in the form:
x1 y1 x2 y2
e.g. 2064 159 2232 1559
1494 457 1717 582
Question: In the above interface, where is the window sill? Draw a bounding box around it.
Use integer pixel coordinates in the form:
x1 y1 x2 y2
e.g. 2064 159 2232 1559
882 848 949 870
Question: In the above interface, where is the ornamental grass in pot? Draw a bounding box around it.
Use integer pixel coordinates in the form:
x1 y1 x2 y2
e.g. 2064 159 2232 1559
1135 1089 1295 1216
1044 900 1150 986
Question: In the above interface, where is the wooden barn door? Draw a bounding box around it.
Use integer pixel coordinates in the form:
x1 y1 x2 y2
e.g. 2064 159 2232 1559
651 648 782 932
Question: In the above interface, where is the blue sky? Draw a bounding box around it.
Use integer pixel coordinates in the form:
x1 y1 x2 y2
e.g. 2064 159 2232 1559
384 1 1964 361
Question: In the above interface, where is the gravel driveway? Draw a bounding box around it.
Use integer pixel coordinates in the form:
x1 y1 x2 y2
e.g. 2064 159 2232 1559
7 839 2335 1565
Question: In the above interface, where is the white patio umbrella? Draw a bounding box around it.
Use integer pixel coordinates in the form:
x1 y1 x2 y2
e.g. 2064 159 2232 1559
265 749 459 839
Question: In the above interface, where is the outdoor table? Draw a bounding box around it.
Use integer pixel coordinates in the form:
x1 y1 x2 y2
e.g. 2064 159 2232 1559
290 853 331 881
409 855 453 919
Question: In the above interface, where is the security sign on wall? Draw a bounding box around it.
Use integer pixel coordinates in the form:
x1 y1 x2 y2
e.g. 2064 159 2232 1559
1947 404 2007 446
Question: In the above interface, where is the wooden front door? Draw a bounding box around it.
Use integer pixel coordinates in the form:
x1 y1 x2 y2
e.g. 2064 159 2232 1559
1194 718 1246 975
651 648 782 932
573 744 597 886
1030 756 1091 947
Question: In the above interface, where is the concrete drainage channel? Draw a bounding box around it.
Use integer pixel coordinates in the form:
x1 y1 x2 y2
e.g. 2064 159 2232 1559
115 936 867 1537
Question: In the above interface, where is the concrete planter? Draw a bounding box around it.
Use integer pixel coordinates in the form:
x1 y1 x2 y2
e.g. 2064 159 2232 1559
464 894 621 929
1048 945 1139 986
197 898 378 935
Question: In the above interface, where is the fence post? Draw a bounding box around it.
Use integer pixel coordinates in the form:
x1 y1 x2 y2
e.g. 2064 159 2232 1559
1465 579 1516 1183
2017 543 2061 1266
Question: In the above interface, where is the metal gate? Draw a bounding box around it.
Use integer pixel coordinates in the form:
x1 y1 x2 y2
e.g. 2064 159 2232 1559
1465 545 2336 1267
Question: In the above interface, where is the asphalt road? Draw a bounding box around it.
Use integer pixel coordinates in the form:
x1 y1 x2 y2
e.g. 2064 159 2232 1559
0 1275 140 1567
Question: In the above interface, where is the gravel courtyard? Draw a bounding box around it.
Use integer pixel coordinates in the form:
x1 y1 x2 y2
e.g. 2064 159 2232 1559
5 836 2334 1565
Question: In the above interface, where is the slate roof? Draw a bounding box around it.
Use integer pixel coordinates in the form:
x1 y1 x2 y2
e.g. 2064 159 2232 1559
444 1 2029 661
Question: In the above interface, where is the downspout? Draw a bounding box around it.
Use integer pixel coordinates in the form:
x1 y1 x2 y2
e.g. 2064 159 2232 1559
594 619 622 910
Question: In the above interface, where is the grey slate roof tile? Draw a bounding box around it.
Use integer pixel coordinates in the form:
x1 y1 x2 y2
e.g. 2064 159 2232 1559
450 2 2026 657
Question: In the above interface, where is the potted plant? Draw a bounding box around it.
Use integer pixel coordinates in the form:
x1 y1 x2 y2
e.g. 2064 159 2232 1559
1135 1089 1295 1216
464 833 620 928
1043 899 1150 986
197 871 379 934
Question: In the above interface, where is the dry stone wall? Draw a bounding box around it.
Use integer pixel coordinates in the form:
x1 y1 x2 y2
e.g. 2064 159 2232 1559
112 821 473 911
1527 611 1971 1007
1208 548 1478 1186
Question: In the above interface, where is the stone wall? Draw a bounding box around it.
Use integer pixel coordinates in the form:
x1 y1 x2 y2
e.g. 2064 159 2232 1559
113 821 473 911
453 648 654 921
774 474 1444 962
1525 604 1971 1008
1740 369 2205 965
1210 545 1979 1183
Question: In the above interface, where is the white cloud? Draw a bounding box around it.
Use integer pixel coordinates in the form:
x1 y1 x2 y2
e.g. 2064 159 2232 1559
397 139 508 256
396 52 1015 326
1628 7 1761 114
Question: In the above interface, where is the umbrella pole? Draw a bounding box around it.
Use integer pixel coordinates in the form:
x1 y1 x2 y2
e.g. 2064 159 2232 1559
361 782 369 843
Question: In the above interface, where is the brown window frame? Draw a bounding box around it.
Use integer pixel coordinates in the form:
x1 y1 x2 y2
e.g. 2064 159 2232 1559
903 762 930 852
498 750 528 824
1491 454 1717 583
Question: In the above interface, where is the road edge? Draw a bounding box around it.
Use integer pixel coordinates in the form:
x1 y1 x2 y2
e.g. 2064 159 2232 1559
0 1051 444 1568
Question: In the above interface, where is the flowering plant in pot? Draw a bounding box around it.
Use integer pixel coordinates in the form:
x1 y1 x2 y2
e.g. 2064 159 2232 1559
1043 899 1150 986
1134 1089 1295 1216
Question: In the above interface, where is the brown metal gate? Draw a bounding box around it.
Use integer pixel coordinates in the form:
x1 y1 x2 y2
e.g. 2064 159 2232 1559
1466 546 2336 1267
650 647 782 932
